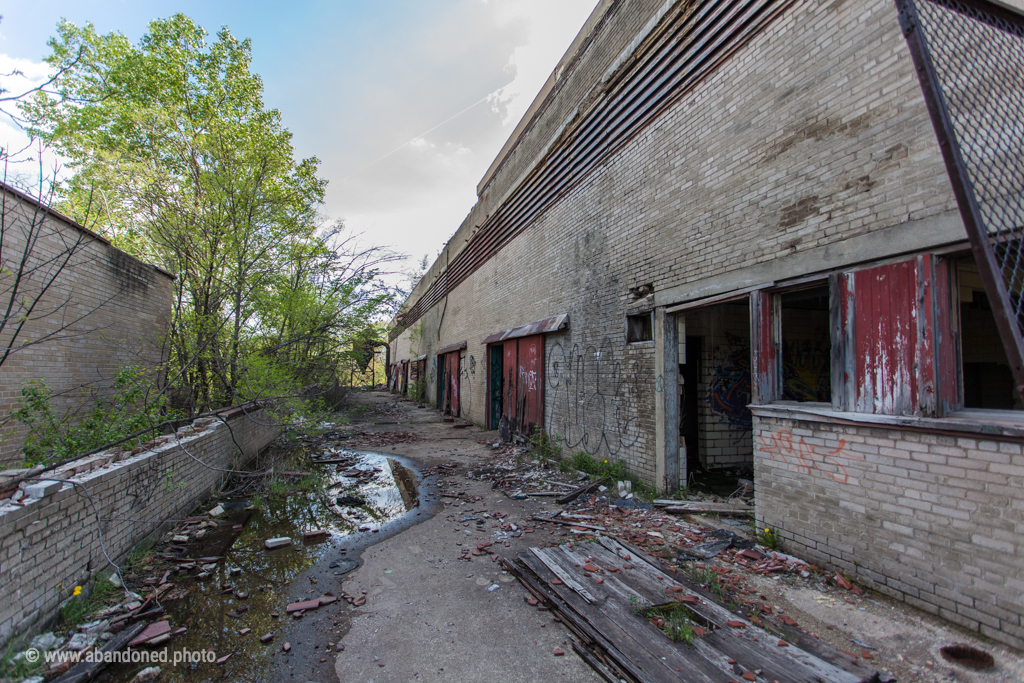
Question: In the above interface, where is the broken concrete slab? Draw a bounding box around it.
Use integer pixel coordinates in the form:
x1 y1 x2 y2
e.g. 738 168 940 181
265 537 292 549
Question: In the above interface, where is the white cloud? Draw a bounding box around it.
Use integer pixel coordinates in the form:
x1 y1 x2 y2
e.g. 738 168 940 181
0 53 66 194
322 0 598 271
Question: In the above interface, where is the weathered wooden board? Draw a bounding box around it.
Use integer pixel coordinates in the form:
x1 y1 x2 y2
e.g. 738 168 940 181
506 535 879 683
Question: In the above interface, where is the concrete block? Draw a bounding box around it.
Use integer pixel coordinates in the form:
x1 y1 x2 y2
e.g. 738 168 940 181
22 481 62 499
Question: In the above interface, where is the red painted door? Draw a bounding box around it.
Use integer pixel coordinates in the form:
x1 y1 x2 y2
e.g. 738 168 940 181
518 335 544 434
503 340 517 428
444 352 460 416
499 335 544 436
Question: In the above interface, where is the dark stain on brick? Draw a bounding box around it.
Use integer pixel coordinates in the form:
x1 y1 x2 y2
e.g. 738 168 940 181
108 247 154 293
843 175 877 193
762 112 874 164
778 196 821 229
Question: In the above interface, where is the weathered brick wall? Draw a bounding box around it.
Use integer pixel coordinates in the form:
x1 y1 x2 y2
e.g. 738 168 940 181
0 186 174 465
392 0 963 481
753 408 1024 650
0 407 279 645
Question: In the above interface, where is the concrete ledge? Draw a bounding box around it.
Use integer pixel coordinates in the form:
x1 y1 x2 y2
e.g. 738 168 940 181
751 402 1024 442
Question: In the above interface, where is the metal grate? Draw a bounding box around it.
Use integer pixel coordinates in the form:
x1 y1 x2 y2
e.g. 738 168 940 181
896 0 1024 398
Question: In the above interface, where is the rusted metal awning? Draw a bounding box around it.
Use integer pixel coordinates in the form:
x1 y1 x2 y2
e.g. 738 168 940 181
416 354 427 361
436 341 467 355
482 314 569 345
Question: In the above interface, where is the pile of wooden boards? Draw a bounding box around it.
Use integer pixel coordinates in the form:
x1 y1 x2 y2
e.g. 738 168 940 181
501 535 880 683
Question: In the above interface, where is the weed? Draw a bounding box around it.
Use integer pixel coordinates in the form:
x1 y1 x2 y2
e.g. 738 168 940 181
628 595 651 616
127 541 154 571
59 576 118 630
0 639 46 679
268 478 290 497
658 607 695 644
688 566 727 597
163 470 185 493
641 603 698 644
571 451 595 472
564 452 657 502
408 378 427 401
250 493 266 511
297 474 321 493
529 432 563 464
755 525 782 550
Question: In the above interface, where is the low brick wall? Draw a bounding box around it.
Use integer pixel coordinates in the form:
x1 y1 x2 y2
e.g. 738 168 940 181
0 406 280 645
753 406 1024 650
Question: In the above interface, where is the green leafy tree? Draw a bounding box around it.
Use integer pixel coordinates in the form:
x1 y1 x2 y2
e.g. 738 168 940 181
22 15 399 416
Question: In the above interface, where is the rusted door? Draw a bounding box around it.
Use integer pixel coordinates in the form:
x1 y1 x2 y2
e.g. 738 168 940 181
440 352 460 416
401 361 409 395
518 335 544 433
499 335 544 436
503 340 518 432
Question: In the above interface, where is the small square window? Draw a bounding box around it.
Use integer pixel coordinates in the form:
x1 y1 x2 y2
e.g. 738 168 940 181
626 312 653 343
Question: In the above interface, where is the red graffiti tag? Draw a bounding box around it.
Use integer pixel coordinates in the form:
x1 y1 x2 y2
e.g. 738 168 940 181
757 430 859 484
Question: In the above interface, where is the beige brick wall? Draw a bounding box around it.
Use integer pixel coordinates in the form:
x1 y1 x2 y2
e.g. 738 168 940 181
0 408 279 646
392 0 961 482
0 186 173 465
754 409 1024 650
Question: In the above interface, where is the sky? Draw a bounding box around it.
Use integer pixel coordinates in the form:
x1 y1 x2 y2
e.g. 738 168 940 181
0 0 599 273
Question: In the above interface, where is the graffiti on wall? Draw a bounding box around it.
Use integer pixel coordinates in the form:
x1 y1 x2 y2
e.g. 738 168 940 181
782 340 830 402
757 429 861 484
547 335 647 457
707 345 752 430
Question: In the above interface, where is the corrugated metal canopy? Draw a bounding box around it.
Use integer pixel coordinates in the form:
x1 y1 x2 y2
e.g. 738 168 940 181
483 314 569 345
416 354 427 361
436 341 468 355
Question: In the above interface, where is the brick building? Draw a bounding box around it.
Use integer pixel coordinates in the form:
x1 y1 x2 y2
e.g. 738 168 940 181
389 0 1024 649
0 183 174 465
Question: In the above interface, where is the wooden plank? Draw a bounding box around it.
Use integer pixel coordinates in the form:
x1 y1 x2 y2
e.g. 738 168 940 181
556 477 608 504
530 547 596 603
53 622 146 683
659 505 752 515
517 551 724 683
652 499 751 508
506 555 653 683
532 516 606 531
595 536 873 682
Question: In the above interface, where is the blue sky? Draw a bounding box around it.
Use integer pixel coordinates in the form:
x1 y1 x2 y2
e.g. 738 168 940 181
0 0 598 272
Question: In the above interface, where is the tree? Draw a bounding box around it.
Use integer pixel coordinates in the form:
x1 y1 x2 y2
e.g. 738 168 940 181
22 15 397 414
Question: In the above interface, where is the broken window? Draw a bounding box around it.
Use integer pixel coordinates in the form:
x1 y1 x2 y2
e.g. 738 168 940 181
779 286 831 402
626 312 653 343
957 257 1023 409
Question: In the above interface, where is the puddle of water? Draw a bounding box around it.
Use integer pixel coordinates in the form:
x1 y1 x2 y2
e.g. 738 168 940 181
102 449 419 683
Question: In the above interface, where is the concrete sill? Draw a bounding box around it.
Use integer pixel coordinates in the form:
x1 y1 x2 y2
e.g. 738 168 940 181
750 402 1024 441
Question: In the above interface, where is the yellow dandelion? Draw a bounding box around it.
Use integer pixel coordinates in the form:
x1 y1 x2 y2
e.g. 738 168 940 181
73 586 82 596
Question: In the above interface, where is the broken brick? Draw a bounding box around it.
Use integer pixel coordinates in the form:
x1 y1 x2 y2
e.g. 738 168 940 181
286 599 320 613
553 648 565 656
726 620 746 628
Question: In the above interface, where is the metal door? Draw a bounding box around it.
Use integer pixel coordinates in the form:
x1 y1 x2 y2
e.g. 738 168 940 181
442 352 460 416
517 335 544 434
489 346 503 429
